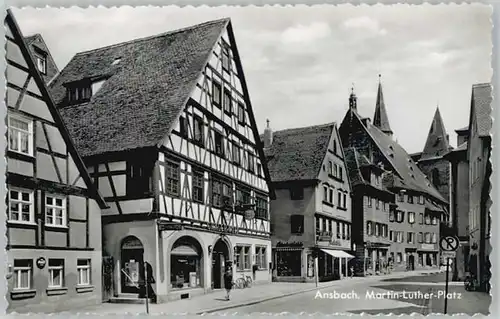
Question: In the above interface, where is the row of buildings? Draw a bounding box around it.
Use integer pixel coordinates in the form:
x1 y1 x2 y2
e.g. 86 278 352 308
4 10 492 313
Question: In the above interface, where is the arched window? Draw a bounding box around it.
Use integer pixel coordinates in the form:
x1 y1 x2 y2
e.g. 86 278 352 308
171 236 203 290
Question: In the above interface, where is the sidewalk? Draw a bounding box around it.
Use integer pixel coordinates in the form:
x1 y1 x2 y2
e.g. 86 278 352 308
69 269 439 315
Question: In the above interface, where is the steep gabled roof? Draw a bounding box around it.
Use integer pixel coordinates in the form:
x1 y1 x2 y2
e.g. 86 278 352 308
373 80 392 135
23 33 60 83
471 83 492 138
263 123 334 183
6 9 107 209
49 18 230 157
420 107 450 160
343 108 446 203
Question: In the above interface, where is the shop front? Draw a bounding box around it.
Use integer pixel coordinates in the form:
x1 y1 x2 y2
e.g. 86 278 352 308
272 242 306 282
319 248 354 280
365 243 390 275
417 243 439 268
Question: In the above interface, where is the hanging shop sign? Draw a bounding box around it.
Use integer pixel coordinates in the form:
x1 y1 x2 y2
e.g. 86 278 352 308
36 257 46 269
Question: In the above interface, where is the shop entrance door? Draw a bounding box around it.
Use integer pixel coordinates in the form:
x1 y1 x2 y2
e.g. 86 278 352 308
212 239 229 289
120 236 144 294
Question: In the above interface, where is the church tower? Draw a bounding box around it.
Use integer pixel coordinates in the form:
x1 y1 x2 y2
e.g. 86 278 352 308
415 106 452 206
373 75 393 137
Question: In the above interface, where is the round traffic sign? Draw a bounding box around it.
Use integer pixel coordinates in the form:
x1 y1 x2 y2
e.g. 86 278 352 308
439 236 460 252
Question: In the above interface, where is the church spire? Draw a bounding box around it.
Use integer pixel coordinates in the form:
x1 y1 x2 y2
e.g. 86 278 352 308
373 74 393 137
349 84 357 110
420 106 450 159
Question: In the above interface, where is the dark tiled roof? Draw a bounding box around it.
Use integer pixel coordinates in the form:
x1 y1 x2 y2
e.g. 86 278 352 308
357 112 447 203
343 148 365 187
409 152 422 162
49 18 229 157
373 82 392 134
264 123 334 182
472 83 492 138
453 141 467 152
420 107 450 160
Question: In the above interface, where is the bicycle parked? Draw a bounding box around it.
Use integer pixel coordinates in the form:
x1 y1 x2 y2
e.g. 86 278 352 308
234 273 253 289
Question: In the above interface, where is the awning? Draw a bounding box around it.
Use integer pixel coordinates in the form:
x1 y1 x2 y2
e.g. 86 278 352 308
171 245 199 256
320 249 354 259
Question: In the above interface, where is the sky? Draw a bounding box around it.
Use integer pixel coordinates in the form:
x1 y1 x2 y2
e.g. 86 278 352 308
12 4 492 154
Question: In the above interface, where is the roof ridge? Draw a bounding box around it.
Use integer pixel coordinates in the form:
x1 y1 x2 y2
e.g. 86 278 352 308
472 82 490 88
75 17 230 57
273 122 336 135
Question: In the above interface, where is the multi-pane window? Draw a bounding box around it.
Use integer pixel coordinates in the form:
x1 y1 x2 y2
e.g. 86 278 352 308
236 186 251 205
35 52 47 74
67 86 92 103
291 215 304 234
235 246 251 270
48 259 64 288
77 259 91 286
214 130 224 157
166 161 180 196
222 42 231 71
232 143 241 165
408 212 415 224
193 116 204 145
8 114 33 156
238 102 245 124
45 195 66 227
255 246 267 269
192 169 204 203
212 177 232 208
247 152 255 172
8 188 34 223
223 89 232 114
13 259 32 290
212 81 222 107
255 196 267 219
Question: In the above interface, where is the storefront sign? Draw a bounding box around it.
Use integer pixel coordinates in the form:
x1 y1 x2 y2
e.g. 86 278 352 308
157 221 184 231
208 223 237 234
420 244 436 250
276 241 303 247
36 257 46 269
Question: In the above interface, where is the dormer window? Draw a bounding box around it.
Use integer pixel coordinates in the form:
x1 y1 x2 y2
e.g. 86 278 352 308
67 85 92 104
33 48 47 74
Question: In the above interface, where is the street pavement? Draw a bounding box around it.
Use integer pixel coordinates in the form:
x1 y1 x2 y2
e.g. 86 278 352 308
59 270 490 316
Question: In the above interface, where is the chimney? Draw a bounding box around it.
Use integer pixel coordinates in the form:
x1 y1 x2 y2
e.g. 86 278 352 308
263 119 273 148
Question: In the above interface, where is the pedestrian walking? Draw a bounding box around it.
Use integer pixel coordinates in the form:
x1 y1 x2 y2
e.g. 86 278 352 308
223 267 233 301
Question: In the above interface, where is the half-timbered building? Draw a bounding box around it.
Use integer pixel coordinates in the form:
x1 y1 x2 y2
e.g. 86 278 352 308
340 80 448 274
48 18 272 302
263 121 354 283
5 10 107 313
465 83 492 293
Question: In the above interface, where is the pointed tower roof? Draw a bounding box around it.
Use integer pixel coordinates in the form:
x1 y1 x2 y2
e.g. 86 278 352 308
420 106 450 160
373 75 393 136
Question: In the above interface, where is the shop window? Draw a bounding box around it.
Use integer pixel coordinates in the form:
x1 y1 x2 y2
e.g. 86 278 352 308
255 246 267 269
48 259 65 288
13 259 33 290
276 250 301 276
235 246 251 271
171 240 201 289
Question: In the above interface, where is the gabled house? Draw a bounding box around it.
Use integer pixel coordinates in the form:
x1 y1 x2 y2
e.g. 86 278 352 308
465 83 492 293
263 121 353 283
340 80 448 273
24 33 59 84
49 18 273 302
5 10 106 313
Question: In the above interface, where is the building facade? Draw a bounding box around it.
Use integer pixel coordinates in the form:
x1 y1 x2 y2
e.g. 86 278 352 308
339 80 447 275
48 18 273 303
5 10 107 313
443 127 469 281
466 83 492 293
264 123 353 283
